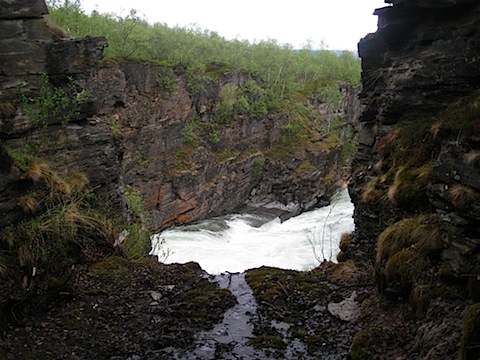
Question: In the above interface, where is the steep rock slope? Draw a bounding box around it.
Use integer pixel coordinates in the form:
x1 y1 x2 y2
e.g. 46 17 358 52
347 0 480 358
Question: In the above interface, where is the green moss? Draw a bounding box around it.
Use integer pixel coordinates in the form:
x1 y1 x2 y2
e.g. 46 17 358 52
382 248 429 294
350 327 384 360
4 147 37 172
438 90 480 131
245 267 328 315
336 251 348 263
388 163 433 210
303 329 328 354
247 335 287 350
339 232 353 254
179 286 236 318
376 214 453 267
205 62 236 78
215 148 238 162
295 159 316 174
462 303 480 360
89 256 131 280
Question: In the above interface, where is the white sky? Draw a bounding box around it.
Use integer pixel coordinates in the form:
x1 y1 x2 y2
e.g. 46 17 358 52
80 0 387 51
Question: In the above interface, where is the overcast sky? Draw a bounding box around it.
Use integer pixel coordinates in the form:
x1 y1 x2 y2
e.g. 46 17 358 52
80 0 387 50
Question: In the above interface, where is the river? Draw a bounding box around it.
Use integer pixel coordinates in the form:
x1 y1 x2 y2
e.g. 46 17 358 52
150 188 354 274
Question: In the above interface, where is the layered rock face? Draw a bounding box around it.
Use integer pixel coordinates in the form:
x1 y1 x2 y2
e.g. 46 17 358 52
0 1 353 232
351 0 480 256
348 1 480 353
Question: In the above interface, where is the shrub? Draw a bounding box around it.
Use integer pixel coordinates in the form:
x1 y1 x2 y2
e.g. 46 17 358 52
252 156 266 180
18 74 89 128
181 119 198 144
209 129 220 144
156 67 176 92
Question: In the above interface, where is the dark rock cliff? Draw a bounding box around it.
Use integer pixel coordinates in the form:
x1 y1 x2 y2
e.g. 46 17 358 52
351 0 480 258
0 0 355 232
348 0 480 357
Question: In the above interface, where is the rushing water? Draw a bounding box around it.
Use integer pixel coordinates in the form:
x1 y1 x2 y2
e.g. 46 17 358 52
150 188 354 274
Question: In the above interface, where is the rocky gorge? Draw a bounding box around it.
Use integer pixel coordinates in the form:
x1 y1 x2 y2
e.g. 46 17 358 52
2 0 480 359
0 0 354 233
0 0 357 358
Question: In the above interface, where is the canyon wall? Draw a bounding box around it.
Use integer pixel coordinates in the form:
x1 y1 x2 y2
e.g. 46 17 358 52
351 0 480 259
0 0 354 232
348 0 480 356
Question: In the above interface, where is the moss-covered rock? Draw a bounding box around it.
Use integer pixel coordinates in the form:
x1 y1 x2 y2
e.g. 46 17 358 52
245 266 329 317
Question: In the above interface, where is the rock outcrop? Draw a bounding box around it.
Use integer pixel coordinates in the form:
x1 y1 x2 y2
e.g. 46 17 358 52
0 0 354 232
348 0 480 357
351 0 480 257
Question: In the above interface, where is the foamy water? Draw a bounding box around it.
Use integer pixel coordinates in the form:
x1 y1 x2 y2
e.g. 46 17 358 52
150 189 354 274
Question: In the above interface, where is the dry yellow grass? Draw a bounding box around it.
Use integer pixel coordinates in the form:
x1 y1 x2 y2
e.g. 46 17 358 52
328 260 372 286
21 159 51 182
447 184 479 209
464 151 480 168
18 193 39 214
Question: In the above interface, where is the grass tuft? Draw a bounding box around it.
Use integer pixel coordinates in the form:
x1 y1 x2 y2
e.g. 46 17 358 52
448 184 479 210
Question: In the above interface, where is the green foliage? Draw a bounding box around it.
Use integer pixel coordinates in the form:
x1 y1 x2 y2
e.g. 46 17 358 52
18 74 89 128
120 223 151 261
47 3 361 102
181 118 198 144
216 102 232 124
209 129 220 144
122 185 152 259
156 67 176 92
125 185 144 219
216 148 237 161
185 68 208 96
5 146 37 171
252 156 266 180
174 148 195 172
341 137 357 165
135 151 154 167
109 118 122 136
215 83 238 123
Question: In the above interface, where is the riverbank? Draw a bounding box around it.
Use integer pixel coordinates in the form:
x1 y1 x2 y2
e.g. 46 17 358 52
1 248 467 359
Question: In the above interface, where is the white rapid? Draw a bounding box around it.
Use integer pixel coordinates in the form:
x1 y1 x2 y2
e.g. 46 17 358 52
150 188 354 274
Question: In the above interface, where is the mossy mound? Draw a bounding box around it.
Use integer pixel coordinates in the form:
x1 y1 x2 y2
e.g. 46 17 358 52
375 214 457 301
245 266 329 318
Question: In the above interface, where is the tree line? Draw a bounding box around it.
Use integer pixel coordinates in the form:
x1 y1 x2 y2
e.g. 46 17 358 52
45 0 361 101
